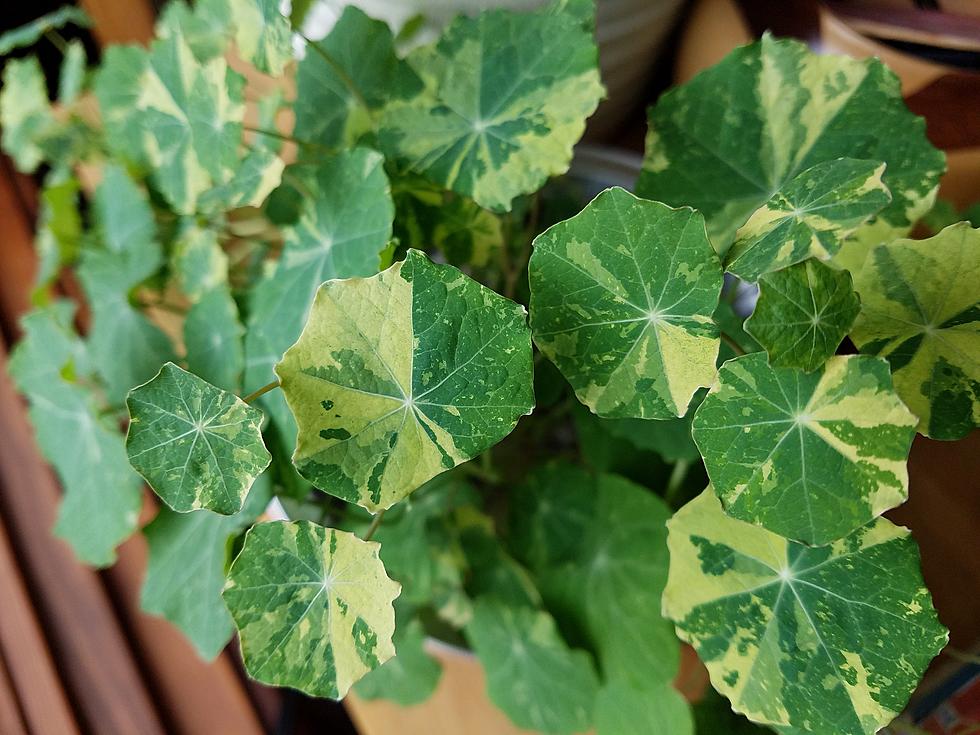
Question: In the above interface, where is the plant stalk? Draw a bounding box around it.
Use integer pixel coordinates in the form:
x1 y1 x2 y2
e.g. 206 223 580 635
664 459 691 506
363 509 386 542
720 331 747 357
242 380 280 404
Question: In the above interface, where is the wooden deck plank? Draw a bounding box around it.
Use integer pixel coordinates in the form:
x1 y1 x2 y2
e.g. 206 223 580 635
0 517 79 735
0 653 28 735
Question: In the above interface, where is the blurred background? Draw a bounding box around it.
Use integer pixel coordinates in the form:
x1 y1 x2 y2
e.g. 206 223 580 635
0 1 978 733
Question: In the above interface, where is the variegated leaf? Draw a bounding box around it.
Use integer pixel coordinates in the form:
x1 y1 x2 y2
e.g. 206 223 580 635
663 489 948 735
745 258 861 372
529 187 722 419
379 0 604 211
223 521 401 699
724 159 891 281
465 598 600 735
851 222 980 440
692 353 917 545
275 249 533 512
0 56 55 172
353 606 442 705
126 363 271 514
636 34 944 256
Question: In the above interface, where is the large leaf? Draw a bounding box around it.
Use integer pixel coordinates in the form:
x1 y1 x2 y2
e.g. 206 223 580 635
636 34 944 256
723 158 891 281
0 56 55 172
294 7 422 150
850 222 980 440
465 598 600 735
223 521 401 699
692 353 917 545
353 607 442 706
529 187 722 419
379 0 603 211
509 464 679 686
663 489 948 735
184 286 245 392
94 29 281 213
94 164 158 263
745 258 861 372
126 363 271 514
9 303 142 566
141 473 270 659
275 248 534 512
595 682 693 735
243 148 394 437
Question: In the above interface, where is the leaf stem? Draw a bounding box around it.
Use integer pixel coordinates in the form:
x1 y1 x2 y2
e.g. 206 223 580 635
363 509 386 542
241 125 329 152
242 380 280 404
44 28 68 54
664 459 691 506
720 330 747 357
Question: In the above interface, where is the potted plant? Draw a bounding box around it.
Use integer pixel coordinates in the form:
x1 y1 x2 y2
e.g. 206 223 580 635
2 2 977 734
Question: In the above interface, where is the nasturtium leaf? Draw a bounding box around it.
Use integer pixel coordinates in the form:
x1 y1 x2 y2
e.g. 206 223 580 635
94 164 158 262
465 598 600 735
141 473 271 659
745 258 861 372
692 353 916 545
171 224 228 301
588 408 701 463
58 40 87 105
850 222 980 440
595 681 693 735
510 464 679 686
126 363 271 514
460 514 540 612
243 148 395 439
0 6 91 56
529 187 722 419
663 489 948 735
223 521 401 699
636 34 944 255
379 0 604 212
353 607 442 705
34 173 82 288
184 287 245 392
0 56 55 173
294 6 422 150
275 248 534 512
9 304 142 566
223 0 292 75
724 158 891 281
94 27 280 214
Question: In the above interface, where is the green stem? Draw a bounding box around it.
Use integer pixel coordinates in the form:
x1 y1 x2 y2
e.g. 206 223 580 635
297 30 370 113
44 28 68 54
460 457 499 484
720 330 746 357
945 647 980 666
242 380 280 404
242 125 328 152
664 459 691 506
363 509 386 542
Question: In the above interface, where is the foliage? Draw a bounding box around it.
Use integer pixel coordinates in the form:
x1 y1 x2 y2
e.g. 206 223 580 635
3 4 975 734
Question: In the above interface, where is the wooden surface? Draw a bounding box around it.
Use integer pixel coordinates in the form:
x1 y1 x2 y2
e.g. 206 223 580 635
79 0 156 46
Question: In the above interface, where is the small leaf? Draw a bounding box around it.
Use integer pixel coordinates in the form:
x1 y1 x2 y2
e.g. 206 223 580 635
379 0 604 211
851 222 980 440
126 363 271 514
94 164 158 261
595 681 693 735
0 7 91 55
275 249 533 512
724 159 891 281
9 303 141 566
171 224 229 301
141 473 271 659
58 40 87 105
224 0 292 74
509 464 679 687
353 607 442 705
529 187 722 419
464 598 600 735
663 489 948 735
34 173 82 288
636 34 944 255
692 353 917 545
184 287 245 392
223 521 401 699
294 6 422 149
0 56 55 172
745 258 861 371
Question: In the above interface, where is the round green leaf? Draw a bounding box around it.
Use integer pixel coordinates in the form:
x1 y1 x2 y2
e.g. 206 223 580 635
692 353 917 545
851 222 980 440
529 187 722 419
745 258 861 372
223 521 401 699
663 489 948 735
724 158 891 281
0 56 54 173
636 34 944 255
353 610 442 706
379 0 604 212
275 248 534 512
509 463 679 687
126 363 271 514
464 598 600 735
595 682 693 735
